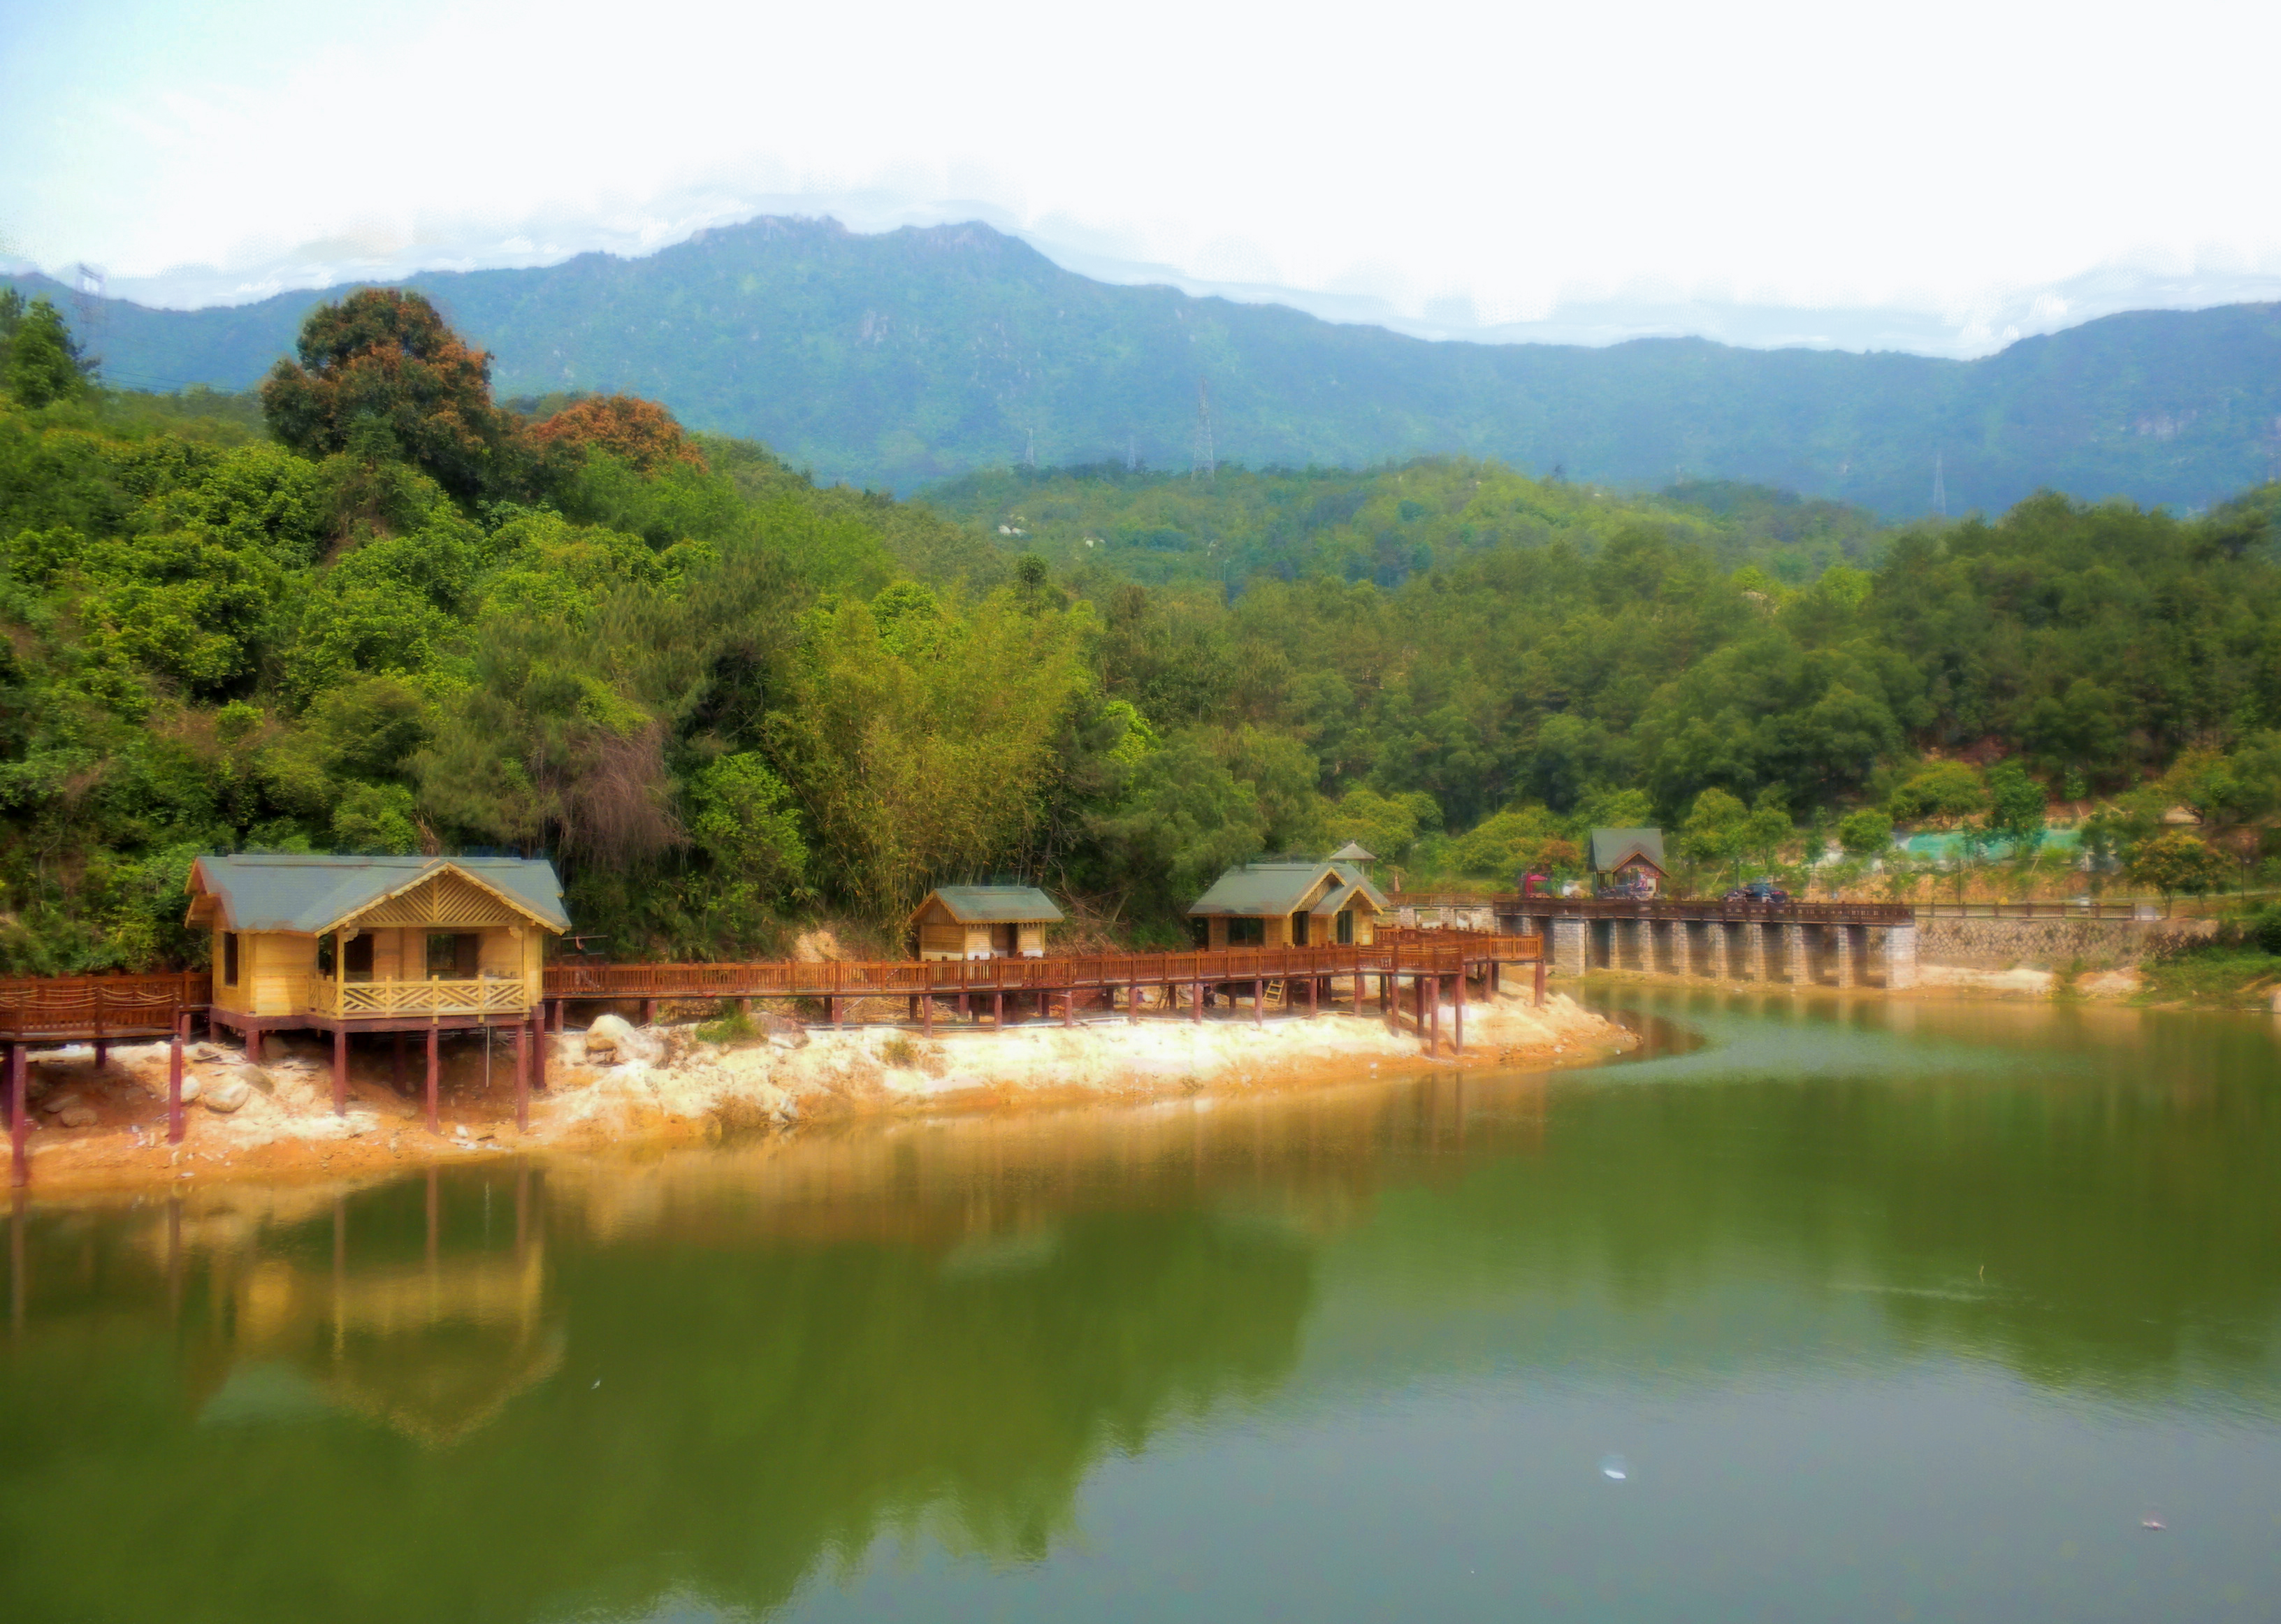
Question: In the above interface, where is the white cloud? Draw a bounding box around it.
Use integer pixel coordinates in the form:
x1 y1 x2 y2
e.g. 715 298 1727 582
6 0 2281 356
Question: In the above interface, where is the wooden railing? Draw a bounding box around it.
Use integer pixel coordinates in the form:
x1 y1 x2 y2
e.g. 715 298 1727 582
1495 897 1915 925
543 934 1542 1003
0 971 211 1041
311 978 533 1019
1913 899 2158 920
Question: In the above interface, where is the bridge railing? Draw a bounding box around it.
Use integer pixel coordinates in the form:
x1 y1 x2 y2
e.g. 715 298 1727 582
1498 898 1915 924
0 971 212 1041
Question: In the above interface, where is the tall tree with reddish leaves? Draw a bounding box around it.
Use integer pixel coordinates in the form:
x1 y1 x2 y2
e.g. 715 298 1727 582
261 289 523 501
530 394 708 474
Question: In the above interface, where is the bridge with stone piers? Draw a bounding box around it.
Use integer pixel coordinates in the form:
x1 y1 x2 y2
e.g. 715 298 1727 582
1393 895 1918 988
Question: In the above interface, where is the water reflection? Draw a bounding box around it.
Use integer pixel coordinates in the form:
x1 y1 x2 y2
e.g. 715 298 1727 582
1 994 2278 1624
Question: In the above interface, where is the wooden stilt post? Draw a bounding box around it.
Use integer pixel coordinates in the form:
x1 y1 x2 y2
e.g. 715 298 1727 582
247 1027 263 1064
994 991 1005 1029
1192 981 1203 1024
93 1038 108 1073
1453 969 1464 1055
922 987 934 1036
958 992 969 1021
640 998 656 1027
425 1025 440 1135
333 1027 349 1116
1308 976 1319 1018
533 1010 547 1092
1428 976 1440 1054
167 1033 184 1145
10 1043 27 1189
514 1020 530 1133
1254 979 1263 1027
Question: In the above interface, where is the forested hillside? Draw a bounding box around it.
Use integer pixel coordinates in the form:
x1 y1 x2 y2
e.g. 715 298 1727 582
13 216 2281 514
921 464 1892 591
1 285 2277 971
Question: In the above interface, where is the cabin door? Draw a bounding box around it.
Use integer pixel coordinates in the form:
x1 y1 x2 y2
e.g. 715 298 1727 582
1290 911 1310 946
1336 910 1354 945
993 922 1019 957
344 933 375 982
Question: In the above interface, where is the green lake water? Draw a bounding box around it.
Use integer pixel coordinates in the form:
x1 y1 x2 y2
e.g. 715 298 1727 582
4 988 2280 1623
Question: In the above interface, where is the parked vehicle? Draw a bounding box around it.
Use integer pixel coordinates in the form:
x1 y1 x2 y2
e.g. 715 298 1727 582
1724 879 1791 904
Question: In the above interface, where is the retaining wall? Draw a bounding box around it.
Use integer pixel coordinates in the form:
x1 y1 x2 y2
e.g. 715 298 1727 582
1918 915 2217 969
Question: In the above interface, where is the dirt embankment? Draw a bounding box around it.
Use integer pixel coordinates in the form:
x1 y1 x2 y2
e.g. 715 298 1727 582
10 989 1633 1196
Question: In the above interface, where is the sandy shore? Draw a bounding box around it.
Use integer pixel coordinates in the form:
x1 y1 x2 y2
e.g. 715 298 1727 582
7 988 1632 1196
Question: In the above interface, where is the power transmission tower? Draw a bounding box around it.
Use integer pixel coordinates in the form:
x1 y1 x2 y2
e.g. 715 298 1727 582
1192 377 1215 480
1932 452 1947 518
69 263 106 371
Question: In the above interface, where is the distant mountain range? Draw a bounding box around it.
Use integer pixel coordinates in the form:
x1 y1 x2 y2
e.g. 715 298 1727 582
13 217 2281 514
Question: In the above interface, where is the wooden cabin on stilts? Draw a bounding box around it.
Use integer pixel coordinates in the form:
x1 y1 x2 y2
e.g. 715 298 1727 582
184 855 568 1134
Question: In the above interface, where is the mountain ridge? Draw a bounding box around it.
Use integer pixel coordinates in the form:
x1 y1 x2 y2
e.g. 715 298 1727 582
12 215 2281 514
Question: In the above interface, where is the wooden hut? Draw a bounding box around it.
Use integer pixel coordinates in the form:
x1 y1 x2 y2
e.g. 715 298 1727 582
1186 856 1388 949
184 854 568 1045
909 886 1064 960
1588 827 1668 896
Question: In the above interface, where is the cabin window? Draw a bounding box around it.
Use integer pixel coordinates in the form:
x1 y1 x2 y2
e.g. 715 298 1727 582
1290 911 1310 946
427 933 480 977
1336 910 1354 945
1226 917 1265 947
222 932 239 987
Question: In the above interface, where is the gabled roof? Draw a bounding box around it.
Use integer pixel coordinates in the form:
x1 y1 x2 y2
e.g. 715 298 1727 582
1187 859 1390 918
185 855 570 935
1306 880 1372 917
1589 827 1667 873
1328 841 1377 862
911 885 1064 925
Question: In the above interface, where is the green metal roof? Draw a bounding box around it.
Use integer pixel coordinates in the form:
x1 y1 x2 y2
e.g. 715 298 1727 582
1589 827 1666 873
1187 860 1389 918
916 885 1064 925
187 855 570 934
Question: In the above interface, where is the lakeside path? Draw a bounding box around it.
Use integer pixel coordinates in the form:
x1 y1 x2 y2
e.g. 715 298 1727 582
6 989 1630 1198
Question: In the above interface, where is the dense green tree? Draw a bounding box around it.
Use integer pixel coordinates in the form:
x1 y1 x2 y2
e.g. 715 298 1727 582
2127 831 2234 913
1837 807 1895 857
1888 761 1988 825
2 297 93 408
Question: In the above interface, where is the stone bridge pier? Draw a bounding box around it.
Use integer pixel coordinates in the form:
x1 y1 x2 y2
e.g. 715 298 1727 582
1507 908 1917 990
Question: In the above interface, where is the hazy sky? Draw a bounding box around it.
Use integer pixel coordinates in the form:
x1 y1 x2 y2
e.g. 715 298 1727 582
6 0 2280 354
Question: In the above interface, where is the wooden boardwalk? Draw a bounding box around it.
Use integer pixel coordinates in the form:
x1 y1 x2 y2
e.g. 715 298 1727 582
1 930 1542 1187
542 928 1544 1031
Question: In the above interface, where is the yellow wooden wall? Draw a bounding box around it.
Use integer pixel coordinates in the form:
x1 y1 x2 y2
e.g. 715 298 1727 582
211 929 318 1018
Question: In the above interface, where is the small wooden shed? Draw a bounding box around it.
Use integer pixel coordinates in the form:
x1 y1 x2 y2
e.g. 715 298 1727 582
1588 827 1667 895
1186 856 1388 950
909 886 1064 960
184 854 569 1034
